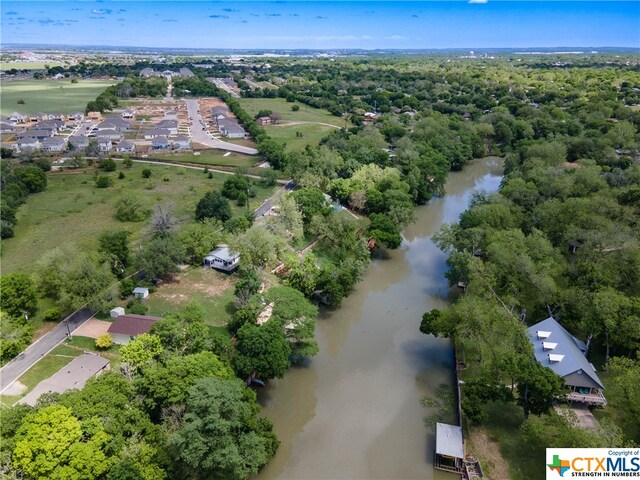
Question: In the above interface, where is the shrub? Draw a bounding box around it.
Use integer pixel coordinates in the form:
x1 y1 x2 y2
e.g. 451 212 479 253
291 104 300 111
41 308 62 322
95 334 113 350
127 299 148 315
101 158 117 171
118 171 125 179
123 158 133 168
142 169 152 178
115 193 150 222
119 278 136 299
95 175 113 188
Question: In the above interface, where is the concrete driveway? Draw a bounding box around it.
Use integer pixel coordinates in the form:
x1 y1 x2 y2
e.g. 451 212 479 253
184 99 258 155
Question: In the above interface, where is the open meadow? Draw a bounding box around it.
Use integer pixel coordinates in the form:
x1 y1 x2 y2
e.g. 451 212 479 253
0 162 275 274
0 79 116 115
238 98 344 126
152 149 259 168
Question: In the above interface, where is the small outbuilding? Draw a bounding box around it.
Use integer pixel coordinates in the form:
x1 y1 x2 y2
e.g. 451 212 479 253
110 307 125 318
132 287 149 299
434 423 464 475
204 246 240 272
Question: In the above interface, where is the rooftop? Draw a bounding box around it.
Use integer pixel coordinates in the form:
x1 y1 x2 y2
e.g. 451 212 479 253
527 317 603 389
107 314 162 336
435 423 464 459
205 246 240 262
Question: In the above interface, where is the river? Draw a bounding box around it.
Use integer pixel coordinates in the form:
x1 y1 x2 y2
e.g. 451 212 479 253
257 157 504 480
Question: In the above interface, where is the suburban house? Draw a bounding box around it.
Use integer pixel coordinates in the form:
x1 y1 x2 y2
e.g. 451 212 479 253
107 314 163 345
68 134 89 149
151 137 169 150
29 112 47 122
15 137 40 152
211 106 228 117
68 111 85 122
172 135 191 150
156 119 178 135
19 353 110 406
144 128 171 139
203 246 240 272
179 67 195 78
527 317 606 405
139 67 156 77
96 137 113 152
8 112 28 124
133 287 150 299
35 119 64 133
97 118 130 131
96 129 124 142
86 111 103 121
0 122 16 133
20 129 53 141
116 140 136 153
40 136 67 153
217 118 245 138
48 113 65 121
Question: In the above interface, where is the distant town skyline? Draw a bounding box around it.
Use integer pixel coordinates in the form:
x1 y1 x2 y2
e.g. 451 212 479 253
2 1 639 50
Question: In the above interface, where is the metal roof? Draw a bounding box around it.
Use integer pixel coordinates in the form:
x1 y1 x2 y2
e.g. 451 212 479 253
108 314 162 336
435 423 464 459
527 317 604 389
205 246 239 262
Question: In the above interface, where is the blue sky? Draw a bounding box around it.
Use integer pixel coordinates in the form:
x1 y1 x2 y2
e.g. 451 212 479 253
2 1 639 49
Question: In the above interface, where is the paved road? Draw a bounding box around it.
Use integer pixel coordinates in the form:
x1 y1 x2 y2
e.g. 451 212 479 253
185 99 258 155
254 180 296 217
0 308 94 393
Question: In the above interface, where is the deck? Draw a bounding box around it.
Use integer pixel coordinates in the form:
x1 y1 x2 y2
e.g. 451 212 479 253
567 391 607 406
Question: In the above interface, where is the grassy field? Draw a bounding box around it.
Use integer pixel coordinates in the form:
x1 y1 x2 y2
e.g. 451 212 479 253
145 267 237 326
238 98 345 127
0 61 64 71
0 79 116 115
265 123 339 151
153 150 259 168
0 162 275 274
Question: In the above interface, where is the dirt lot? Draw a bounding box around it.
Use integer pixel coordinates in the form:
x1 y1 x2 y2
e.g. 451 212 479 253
467 428 511 480
72 319 112 338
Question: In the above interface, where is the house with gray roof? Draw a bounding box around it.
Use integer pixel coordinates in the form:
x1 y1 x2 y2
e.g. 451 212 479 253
528 316 606 405
68 135 89 149
151 137 169 150
203 246 240 272
116 140 136 153
96 137 113 152
97 118 130 131
19 353 110 406
144 128 171 139
14 137 40 152
217 118 245 138
0 122 16 133
140 67 156 77
179 67 195 78
40 136 67 152
97 129 124 142
156 119 178 135
19 129 53 141
172 135 191 150
68 111 85 122
8 112 28 124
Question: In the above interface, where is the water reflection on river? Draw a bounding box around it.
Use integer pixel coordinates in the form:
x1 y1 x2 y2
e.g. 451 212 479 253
257 157 504 480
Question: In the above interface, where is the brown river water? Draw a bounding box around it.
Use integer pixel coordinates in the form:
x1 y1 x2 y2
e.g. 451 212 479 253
257 157 504 480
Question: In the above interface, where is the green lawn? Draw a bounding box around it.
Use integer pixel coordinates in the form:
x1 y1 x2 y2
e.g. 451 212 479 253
0 79 116 115
265 123 339 151
238 98 346 127
0 162 275 274
0 61 64 71
153 150 259 168
145 267 237 326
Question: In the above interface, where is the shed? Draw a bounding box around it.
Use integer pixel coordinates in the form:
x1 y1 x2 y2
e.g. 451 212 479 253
110 307 125 318
133 287 149 299
204 246 240 272
434 423 464 474
107 314 162 345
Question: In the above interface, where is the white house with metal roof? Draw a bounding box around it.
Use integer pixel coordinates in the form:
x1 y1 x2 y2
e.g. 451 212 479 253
528 316 606 405
204 246 240 272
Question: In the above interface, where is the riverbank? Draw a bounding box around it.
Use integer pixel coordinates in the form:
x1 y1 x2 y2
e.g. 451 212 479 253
257 157 504 479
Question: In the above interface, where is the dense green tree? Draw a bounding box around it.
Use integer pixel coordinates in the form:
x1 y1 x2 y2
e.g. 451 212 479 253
177 221 224 265
168 377 278 480
119 334 164 376
114 193 151 222
0 273 38 319
98 230 130 277
14 166 47 193
195 191 232 222
516 361 567 419
233 320 291 381
135 236 185 280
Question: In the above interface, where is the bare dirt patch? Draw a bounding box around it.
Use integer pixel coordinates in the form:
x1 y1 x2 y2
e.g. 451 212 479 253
72 319 112 338
467 427 511 480
2 380 26 396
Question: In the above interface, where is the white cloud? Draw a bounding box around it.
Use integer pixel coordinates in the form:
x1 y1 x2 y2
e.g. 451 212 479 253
384 35 409 41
